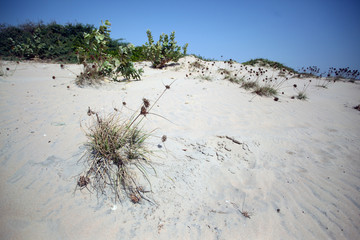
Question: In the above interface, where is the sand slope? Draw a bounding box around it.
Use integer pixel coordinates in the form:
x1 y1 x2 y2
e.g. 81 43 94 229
0 58 359 239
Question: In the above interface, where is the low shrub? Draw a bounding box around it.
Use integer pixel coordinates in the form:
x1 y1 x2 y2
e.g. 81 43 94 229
76 20 142 85
143 30 188 68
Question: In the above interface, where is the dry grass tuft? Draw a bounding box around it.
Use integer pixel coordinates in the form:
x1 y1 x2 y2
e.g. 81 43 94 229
253 85 277 97
241 81 259 90
77 82 174 204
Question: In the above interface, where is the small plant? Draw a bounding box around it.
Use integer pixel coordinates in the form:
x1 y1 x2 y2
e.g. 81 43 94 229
242 80 259 90
293 81 310 100
77 83 173 204
227 76 244 84
218 68 231 76
253 85 277 97
316 78 333 89
296 92 307 100
143 30 188 68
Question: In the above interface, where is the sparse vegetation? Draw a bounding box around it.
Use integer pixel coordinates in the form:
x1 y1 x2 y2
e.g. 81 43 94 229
253 85 277 97
292 81 311 100
296 92 307 100
242 80 259 90
243 58 297 73
191 54 217 62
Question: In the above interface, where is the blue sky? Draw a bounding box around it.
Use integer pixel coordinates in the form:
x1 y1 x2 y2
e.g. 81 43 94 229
1 0 359 71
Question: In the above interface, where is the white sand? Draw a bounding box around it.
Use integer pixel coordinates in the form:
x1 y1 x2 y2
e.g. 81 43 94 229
0 57 359 239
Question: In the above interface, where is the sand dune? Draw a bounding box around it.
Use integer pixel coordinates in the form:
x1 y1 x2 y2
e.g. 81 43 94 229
0 57 359 239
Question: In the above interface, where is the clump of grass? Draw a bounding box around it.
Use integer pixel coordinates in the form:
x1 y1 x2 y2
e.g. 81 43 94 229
293 81 311 100
189 60 205 69
218 68 231 75
253 85 277 97
199 75 212 81
242 81 259 90
77 83 173 204
296 92 307 100
227 76 244 84
315 78 333 89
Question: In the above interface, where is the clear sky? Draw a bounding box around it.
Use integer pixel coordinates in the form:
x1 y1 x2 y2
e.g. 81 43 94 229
1 0 359 71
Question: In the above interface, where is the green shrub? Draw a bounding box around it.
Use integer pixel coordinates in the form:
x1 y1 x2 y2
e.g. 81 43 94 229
76 20 142 84
130 46 147 62
0 21 95 62
143 30 188 68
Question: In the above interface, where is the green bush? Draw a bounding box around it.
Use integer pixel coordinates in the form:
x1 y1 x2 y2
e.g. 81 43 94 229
130 46 148 62
76 20 142 84
0 21 95 62
143 30 188 68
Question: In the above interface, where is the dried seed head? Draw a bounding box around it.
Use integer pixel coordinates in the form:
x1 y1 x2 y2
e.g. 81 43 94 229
130 193 140 203
161 135 167 142
122 102 126 106
60 64 64 69
114 107 118 111
274 97 279 101
165 85 170 89
78 176 89 187
52 76 56 79
143 98 150 108
140 106 147 115
6 67 10 71
293 84 297 88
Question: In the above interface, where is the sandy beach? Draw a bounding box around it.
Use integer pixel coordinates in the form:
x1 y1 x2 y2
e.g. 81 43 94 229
0 57 359 239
